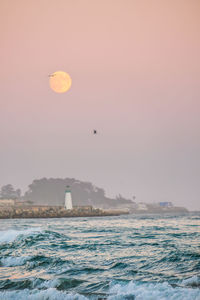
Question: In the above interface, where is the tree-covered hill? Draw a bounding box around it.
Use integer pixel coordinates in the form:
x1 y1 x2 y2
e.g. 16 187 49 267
23 177 134 209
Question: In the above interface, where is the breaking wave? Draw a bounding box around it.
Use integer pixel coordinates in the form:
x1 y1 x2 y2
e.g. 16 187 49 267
0 228 42 244
0 279 199 300
108 280 200 300
0 288 87 300
0 256 31 267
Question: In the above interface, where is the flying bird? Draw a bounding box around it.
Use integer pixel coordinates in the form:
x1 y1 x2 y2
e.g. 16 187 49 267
48 74 55 77
93 130 97 135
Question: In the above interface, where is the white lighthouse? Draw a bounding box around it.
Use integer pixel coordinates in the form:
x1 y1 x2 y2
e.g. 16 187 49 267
65 186 73 210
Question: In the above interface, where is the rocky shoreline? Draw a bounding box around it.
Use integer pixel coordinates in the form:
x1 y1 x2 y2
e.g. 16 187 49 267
0 206 128 219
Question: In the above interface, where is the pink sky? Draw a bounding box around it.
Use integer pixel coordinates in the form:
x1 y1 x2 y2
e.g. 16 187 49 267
1 0 200 209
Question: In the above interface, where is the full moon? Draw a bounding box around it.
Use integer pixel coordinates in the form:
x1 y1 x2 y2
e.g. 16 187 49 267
49 71 72 93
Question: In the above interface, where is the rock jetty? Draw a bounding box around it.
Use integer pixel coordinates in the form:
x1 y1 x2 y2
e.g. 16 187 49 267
0 205 128 219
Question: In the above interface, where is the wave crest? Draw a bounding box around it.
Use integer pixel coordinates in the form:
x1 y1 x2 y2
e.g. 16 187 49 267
0 228 42 244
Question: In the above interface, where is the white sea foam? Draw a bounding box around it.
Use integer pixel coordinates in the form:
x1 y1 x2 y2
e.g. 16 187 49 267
182 275 200 287
1 256 31 267
108 281 200 300
0 228 42 243
0 288 88 300
39 278 60 289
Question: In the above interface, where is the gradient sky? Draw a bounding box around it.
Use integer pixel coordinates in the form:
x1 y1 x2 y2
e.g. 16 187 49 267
1 0 200 210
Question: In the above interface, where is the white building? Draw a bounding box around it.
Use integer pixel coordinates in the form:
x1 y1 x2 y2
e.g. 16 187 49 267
65 186 73 210
137 202 147 210
0 199 16 206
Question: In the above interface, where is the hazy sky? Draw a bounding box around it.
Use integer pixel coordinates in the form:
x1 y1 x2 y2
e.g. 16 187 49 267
1 0 200 210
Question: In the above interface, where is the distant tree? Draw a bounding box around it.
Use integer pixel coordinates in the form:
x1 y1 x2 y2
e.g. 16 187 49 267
132 196 136 202
23 178 106 206
0 184 21 199
23 177 131 208
22 177 135 209
16 189 21 199
116 194 123 200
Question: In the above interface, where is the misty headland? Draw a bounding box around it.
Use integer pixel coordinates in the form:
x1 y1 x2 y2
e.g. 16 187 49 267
0 177 189 219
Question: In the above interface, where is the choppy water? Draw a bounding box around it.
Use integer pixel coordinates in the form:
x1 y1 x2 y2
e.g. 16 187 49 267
0 214 200 300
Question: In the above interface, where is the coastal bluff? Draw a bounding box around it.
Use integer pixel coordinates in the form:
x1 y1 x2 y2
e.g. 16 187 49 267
0 205 128 219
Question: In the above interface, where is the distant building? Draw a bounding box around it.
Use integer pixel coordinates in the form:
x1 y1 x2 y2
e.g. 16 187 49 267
137 203 147 210
65 186 73 210
0 199 16 206
15 200 31 206
159 202 173 207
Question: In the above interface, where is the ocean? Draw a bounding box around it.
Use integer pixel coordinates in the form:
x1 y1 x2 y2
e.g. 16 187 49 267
0 214 199 300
